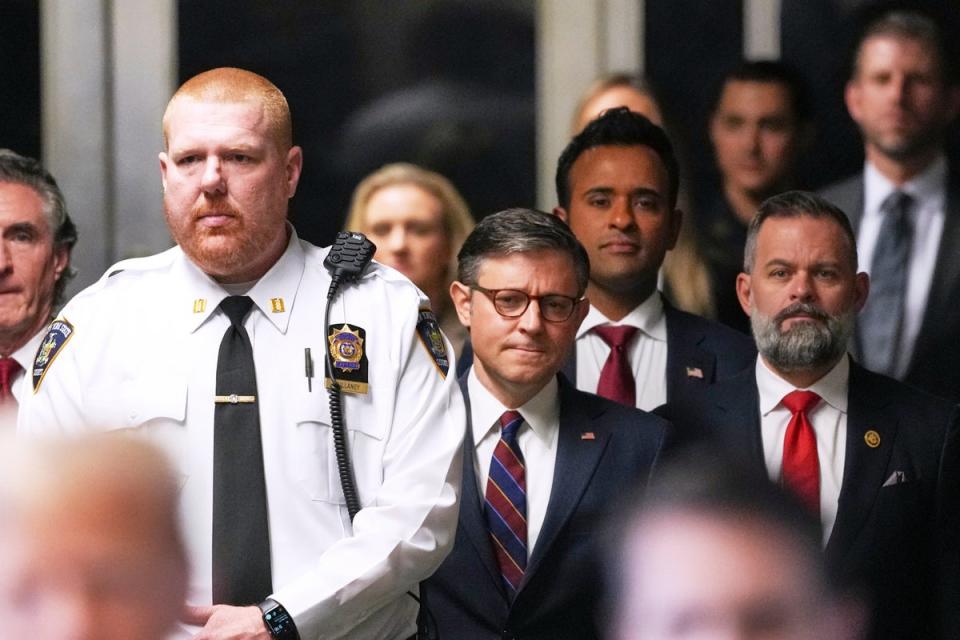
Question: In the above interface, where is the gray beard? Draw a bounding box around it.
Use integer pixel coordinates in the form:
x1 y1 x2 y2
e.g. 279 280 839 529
751 302 854 372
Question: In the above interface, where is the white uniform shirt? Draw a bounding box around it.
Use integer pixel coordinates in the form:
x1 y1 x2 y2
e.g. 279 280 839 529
756 356 849 543
575 292 668 410
859 157 947 377
19 231 466 640
0 328 44 430
468 369 559 555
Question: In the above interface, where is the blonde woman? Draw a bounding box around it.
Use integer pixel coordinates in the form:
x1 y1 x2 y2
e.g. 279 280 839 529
345 163 475 354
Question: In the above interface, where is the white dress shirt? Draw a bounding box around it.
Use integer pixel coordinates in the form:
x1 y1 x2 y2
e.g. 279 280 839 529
756 356 849 543
575 291 668 411
468 369 559 555
20 229 466 640
0 328 45 431
859 157 946 377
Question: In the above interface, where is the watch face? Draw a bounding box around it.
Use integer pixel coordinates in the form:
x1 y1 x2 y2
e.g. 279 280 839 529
263 605 296 638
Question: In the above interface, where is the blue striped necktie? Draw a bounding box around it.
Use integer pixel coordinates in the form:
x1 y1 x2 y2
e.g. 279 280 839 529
484 410 527 598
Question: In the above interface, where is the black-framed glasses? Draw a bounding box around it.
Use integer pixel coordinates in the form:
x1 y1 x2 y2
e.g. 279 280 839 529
472 286 583 322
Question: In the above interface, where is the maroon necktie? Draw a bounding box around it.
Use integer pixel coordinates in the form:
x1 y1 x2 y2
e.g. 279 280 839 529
781 390 822 516
484 411 527 598
0 358 21 403
593 325 638 406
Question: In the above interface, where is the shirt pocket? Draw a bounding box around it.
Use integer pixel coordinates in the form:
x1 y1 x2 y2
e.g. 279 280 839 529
86 376 189 487
292 392 386 506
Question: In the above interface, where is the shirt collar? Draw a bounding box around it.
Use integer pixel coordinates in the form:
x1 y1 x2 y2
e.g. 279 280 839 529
180 225 305 334
864 154 947 215
468 367 560 450
577 290 666 341
756 354 849 416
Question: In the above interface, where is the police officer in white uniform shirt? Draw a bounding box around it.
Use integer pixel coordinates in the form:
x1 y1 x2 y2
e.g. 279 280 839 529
20 68 465 640
0 149 76 429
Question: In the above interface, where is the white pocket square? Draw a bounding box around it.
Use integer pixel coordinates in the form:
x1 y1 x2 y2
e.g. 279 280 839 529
882 470 909 487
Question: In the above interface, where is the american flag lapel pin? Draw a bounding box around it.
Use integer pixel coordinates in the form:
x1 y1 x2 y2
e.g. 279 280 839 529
685 366 704 379
580 432 596 440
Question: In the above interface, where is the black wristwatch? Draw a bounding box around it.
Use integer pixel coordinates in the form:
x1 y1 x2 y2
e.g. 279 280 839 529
258 598 300 640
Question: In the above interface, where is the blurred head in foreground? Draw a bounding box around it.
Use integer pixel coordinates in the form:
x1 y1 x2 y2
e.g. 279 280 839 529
610 452 864 640
0 435 188 640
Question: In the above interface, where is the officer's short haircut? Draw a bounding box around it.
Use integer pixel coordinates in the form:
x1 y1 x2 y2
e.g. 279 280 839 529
555 107 680 211
711 59 812 124
457 208 590 295
0 149 77 306
743 190 857 273
852 7 957 85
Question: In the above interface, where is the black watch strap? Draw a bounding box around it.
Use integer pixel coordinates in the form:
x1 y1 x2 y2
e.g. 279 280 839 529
258 598 301 640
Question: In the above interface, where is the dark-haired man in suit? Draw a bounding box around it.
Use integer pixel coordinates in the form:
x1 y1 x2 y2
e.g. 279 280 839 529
821 8 960 402
663 191 959 639
420 208 669 639
553 107 755 411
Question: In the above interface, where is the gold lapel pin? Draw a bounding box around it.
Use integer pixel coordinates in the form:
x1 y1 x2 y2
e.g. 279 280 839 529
864 430 881 448
270 297 285 313
193 299 207 313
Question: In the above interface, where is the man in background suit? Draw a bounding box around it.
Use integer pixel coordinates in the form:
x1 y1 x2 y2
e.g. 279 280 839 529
663 191 959 639
421 208 669 639
554 108 755 410
821 8 960 401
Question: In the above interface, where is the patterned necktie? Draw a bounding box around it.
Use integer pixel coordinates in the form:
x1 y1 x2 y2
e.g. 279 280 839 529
781 390 822 517
0 358 21 403
859 191 913 376
484 410 527 598
593 325 638 406
212 296 272 605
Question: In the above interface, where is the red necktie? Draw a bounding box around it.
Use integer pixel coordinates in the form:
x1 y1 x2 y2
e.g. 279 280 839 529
0 358 21 403
594 325 638 406
781 390 821 516
484 411 527 598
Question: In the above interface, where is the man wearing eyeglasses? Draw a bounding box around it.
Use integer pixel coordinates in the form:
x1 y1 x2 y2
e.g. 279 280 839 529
555 107 755 411
418 208 670 639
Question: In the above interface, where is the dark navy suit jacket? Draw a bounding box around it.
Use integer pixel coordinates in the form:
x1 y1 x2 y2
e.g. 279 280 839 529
419 374 669 640
821 172 960 402
661 358 960 639
455 298 756 404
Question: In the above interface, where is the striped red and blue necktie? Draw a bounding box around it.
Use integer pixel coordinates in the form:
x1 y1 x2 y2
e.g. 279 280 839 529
484 410 527 598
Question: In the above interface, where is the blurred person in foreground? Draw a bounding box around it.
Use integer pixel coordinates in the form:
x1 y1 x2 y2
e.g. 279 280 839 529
0 435 188 640
0 149 76 428
344 162 475 354
609 452 864 640
661 191 960 639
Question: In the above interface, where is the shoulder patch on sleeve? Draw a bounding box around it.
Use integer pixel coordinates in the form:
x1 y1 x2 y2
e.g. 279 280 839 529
416 309 449 378
32 318 75 393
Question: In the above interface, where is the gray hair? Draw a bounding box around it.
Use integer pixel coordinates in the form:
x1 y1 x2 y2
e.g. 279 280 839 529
743 190 857 274
0 150 78 307
457 208 590 293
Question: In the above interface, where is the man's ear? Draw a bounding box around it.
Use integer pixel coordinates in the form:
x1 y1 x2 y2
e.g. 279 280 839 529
158 151 170 191
853 271 870 313
449 281 473 328
553 206 569 223
735 272 753 318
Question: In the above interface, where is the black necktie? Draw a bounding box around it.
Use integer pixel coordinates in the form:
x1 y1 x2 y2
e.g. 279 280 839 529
858 191 912 376
212 296 272 604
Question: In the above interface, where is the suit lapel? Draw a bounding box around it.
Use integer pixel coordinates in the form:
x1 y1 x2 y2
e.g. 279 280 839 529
825 363 897 558
458 377 507 593
909 176 960 371
664 304 716 401
713 370 767 479
523 377 610 582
